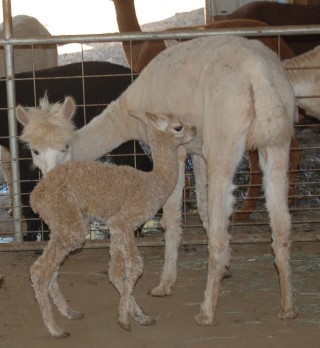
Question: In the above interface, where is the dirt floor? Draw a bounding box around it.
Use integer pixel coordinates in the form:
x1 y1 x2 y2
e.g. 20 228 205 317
0 242 319 348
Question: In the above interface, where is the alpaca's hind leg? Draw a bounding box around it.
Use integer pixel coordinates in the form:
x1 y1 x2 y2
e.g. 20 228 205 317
151 147 186 296
124 235 155 327
195 136 246 326
49 270 83 320
109 230 154 330
259 145 297 319
48 216 88 320
31 241 73 338
129 296 155 327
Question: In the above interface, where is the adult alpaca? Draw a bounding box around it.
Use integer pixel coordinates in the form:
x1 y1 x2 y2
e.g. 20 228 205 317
30 35 298 325
0 15 58 76
112 0 299 219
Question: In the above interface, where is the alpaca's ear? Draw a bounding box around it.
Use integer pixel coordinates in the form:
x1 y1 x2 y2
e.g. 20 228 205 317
128 110 166 129
16 105 30 126
61 96 76 120
145 112 168 131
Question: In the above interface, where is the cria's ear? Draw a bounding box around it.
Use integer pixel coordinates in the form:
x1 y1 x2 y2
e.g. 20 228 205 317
145 112 168 131
16 105 30 126
128 110 167 130
61 96 76 120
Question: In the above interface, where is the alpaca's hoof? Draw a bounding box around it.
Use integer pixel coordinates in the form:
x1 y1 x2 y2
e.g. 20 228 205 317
141 316 156 326
194 311 217 326
67 309 83 320
52 329 71 339
119 320 131 331
279 306 298 320
149 285 171 297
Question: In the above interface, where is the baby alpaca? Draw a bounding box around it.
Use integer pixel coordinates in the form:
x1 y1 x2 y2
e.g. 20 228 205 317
29 110 196 338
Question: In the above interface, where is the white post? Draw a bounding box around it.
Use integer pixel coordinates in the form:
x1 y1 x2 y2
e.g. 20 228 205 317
205 0 217 24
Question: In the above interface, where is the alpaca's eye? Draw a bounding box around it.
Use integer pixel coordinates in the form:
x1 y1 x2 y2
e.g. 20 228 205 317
174 126 183 132
32 149 40 156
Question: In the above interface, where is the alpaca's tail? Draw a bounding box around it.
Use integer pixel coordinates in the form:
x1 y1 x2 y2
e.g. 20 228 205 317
246 60 296 150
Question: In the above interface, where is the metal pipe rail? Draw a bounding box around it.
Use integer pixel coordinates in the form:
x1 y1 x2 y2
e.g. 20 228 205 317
1 24 320 47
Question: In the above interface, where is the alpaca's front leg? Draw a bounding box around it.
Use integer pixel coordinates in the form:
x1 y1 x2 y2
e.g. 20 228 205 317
151 148 186 297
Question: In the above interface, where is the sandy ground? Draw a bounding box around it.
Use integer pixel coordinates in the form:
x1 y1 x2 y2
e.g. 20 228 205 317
0 242 319 348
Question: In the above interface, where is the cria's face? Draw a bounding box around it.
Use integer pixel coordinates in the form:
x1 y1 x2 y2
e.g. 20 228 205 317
31 145 72 176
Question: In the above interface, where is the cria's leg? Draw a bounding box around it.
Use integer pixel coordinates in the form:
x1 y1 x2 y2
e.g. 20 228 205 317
151 147 186 297
259 145 297 319
49 270 83 320
109 230 154 330
48 216 89 320
30 203 86 338
129 296 155 326
31 241 73 338
195 136 246 326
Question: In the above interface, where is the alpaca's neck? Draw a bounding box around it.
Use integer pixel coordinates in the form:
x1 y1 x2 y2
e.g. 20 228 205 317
72 100 147 161
113 0 141 32
147 126 179 193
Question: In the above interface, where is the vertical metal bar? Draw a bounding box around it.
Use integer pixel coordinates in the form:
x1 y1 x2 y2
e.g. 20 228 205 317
205 0 217 24
2 0 23 242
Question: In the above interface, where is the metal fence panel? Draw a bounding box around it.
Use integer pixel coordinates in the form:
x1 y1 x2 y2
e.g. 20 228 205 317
0 3 320 250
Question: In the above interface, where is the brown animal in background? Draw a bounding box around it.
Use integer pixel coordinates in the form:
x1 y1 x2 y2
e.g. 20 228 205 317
222 1 320 55
112 0 295 73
